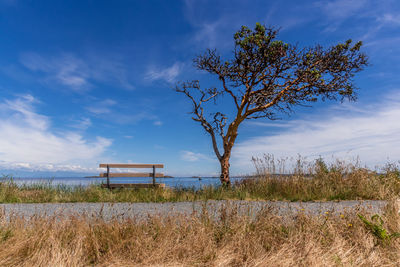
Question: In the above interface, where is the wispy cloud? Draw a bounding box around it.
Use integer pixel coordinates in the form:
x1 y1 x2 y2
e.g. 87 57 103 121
145 62 183 83
316 0 369 32
192 20 227 48
180 150 212 162
19 52 134 91
232 92 400 171
0 95 112 171
183 0 243 49
314 0 400 38
360 11 400 41
85 99 163 125
20 53 89 90
87 106 161 126
153 120 163 126
0 162 102 173
378 13 400 25
86 99 117 115
244 121 292 128
70 117 92 130
318 0 367 20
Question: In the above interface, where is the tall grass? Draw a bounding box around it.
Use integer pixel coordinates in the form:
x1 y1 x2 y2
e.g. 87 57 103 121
0 201 399 266
1 156 400 203
237 155 400 201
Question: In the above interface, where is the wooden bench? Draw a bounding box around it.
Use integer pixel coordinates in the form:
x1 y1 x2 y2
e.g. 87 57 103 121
99 163 165 189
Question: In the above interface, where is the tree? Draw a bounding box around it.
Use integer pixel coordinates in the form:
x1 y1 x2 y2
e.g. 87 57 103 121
176 23 368 185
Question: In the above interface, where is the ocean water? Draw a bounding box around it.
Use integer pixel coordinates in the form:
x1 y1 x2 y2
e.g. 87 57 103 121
3 177 246 189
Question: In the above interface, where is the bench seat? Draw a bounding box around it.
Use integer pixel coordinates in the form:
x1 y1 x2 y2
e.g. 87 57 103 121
101 183 165 189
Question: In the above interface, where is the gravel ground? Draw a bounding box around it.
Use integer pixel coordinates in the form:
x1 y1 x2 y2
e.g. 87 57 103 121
0 200 392 221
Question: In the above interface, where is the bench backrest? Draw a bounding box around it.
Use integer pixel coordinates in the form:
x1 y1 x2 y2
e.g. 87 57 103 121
99 163 164 188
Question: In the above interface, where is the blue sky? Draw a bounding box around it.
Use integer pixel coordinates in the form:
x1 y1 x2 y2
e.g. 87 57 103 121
0 0 400 177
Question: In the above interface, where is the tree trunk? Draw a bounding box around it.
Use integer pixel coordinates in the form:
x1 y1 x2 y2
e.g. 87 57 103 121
219 156 231 186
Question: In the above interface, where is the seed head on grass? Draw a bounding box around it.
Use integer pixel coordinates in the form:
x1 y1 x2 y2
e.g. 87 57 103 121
2 203 399 266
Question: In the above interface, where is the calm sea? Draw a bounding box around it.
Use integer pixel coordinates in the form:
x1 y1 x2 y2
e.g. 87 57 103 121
4 177 246 189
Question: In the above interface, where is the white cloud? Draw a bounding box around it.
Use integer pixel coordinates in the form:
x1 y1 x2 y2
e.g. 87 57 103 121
232 93 400 171
86 105 161 126
379 13 400 25
153 120 163 126
245 121 292 128
20 53 89 90
360 11 400 40
316 0 369 32
192 20 225 48
70 117 92 130
86 53 135 90
19 52 134 91
314 0 400 37
182 0 245 49
0 95 112 172
0 94 48 131
146 62 183 83
318 0 367 20
0 162 102 173
86 99 117 114
180 150 212 162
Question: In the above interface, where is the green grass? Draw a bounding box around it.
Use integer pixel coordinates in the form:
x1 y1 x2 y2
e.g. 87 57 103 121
0 157 400 203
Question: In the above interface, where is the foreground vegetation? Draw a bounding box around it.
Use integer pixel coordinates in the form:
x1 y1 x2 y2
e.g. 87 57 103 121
1 157 400 266
1 157 400 203
0 201 399 266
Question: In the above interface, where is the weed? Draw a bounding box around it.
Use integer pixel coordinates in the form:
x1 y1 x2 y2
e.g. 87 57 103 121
358 214 400 242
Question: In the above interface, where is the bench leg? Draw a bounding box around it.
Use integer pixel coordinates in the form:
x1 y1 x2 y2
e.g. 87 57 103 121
107 165 110 189
152 165 156 186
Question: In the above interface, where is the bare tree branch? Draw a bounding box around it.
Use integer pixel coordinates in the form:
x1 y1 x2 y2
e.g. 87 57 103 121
175 81 222 160
176 23 368 185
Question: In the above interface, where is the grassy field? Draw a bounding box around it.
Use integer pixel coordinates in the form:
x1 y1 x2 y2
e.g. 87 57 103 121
1 157 400 266
0 158 400 203
0 200 399 266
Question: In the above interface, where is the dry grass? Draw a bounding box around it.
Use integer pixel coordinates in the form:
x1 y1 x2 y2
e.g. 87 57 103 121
237 155 400 201
0 201 400 266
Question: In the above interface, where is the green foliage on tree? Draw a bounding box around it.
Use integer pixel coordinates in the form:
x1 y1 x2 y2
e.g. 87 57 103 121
177 23 368 185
